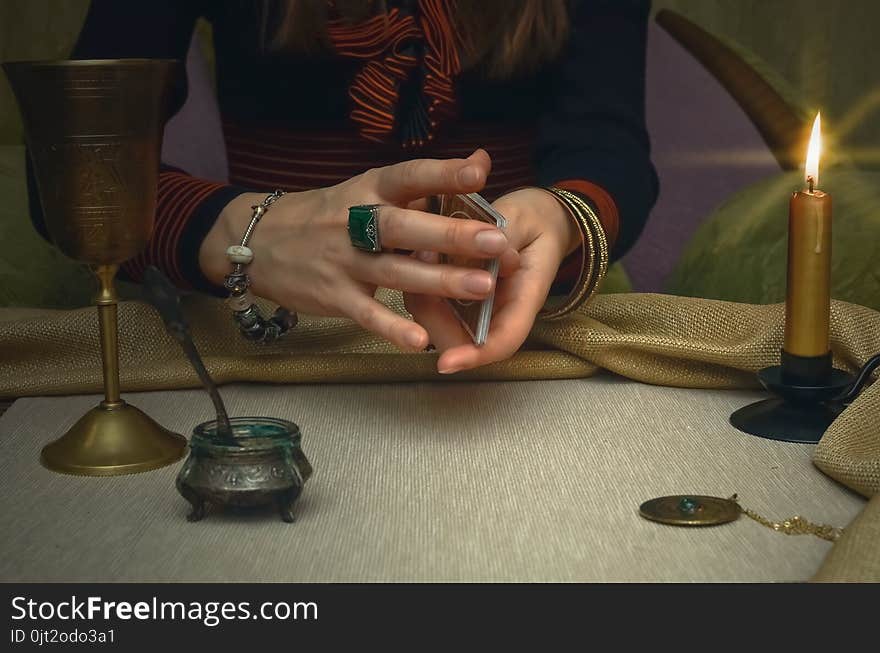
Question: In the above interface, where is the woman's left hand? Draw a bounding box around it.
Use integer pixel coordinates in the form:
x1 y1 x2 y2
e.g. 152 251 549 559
405 187 580 373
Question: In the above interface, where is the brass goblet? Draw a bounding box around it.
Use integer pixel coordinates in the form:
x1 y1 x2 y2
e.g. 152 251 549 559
3 59 187 475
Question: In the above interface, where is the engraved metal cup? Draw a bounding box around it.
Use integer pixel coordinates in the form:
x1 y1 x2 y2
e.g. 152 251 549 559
3 59 187 475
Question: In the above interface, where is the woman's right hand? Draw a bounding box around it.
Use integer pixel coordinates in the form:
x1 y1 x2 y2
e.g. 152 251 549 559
199 149 515 351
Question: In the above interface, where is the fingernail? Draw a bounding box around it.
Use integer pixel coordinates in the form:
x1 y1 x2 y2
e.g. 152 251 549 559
417 250 436 263
474 230 507 254
439 366 462 375
463 272 492 295
406 331 425 348
458 166 481 186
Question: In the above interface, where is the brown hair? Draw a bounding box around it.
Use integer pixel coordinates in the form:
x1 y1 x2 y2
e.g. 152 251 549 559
262 1 570 77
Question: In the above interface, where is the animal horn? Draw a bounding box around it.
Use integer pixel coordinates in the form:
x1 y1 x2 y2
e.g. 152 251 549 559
655 9 809 171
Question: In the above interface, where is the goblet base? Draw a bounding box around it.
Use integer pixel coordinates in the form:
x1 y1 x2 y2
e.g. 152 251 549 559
40 401 186 476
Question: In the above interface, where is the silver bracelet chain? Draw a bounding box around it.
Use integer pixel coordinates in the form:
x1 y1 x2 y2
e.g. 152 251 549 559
223 190 297 343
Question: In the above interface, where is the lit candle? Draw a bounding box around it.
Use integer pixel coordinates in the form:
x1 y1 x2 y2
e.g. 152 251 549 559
783 113 832 383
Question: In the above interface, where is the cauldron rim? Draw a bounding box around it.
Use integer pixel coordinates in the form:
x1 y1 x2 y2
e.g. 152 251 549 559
191 416 301 454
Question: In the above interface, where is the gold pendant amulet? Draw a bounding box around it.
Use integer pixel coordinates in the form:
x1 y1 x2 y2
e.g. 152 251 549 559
639 495 742 527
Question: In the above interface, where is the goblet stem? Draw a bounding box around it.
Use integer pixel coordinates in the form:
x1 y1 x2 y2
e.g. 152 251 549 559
94 264 122 407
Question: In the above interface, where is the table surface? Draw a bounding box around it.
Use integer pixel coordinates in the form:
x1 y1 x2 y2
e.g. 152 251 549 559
0 376 866 582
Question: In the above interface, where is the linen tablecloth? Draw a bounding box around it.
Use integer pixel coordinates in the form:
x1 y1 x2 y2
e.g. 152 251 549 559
0 377 866 582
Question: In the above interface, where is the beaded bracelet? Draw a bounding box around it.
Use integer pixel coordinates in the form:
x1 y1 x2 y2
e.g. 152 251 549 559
540 186 609 320
223 189 297 343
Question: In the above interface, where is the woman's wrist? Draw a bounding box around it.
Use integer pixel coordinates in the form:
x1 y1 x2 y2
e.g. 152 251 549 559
199 191 268 286
499 187 581 258
531 187 582 256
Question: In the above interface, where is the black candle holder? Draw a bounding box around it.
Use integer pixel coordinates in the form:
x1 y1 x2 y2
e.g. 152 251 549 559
730 352 880 443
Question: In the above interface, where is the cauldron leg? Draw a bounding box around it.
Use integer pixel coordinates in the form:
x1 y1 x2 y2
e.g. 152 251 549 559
178 484 206 522
276 487 301 523
278 503 295 523
187 499 207 522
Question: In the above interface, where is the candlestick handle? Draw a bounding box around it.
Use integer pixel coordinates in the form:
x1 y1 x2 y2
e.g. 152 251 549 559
839 353 880 405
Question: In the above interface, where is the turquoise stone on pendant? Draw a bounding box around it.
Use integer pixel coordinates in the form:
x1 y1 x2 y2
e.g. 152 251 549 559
678 497 701 514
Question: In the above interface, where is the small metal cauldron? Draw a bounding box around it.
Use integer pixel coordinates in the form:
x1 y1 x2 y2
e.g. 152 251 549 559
176 417 312 522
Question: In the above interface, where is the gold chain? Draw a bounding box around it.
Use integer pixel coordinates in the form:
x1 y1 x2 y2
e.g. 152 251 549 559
728 494 844 543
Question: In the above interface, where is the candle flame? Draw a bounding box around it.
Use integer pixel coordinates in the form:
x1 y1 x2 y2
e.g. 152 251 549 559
805 112 821 188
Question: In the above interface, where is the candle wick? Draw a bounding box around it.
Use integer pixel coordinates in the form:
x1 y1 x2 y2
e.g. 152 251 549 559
807 176 815 194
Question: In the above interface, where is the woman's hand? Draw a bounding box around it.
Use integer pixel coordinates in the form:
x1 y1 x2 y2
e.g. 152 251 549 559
199 150 514 351
405 187 580 373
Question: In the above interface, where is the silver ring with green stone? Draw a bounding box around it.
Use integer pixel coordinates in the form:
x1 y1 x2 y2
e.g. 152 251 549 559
348 204 384 253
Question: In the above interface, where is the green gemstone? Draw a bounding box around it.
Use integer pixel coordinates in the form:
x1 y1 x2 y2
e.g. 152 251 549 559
678 497 700 514
348 205 382 252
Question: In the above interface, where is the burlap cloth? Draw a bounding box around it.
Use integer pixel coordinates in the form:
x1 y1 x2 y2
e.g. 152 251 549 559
0 292 878 580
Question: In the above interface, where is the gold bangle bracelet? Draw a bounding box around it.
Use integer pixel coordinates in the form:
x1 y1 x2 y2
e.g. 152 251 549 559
540 187 609 320
560 187 609 307
561 187 609 291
